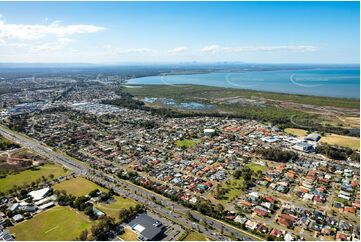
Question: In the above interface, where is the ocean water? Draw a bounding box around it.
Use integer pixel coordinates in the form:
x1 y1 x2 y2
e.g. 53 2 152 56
128 68 360 99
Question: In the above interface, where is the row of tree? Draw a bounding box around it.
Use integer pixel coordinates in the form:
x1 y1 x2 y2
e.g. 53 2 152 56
256 148 298 162
316 144 359 161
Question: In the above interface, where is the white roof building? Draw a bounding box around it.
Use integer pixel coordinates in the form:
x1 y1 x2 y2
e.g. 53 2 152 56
28 187 51 201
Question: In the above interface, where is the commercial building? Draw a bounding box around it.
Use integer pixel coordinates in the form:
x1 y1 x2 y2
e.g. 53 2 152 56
128 213 166 241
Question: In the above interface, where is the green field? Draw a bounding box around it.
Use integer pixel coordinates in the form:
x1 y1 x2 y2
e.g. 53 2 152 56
0 163 68 193
96 195 138 221
119 228 138 241
284 128 308 137
54 176 106 197
321 134 360 150
246 163 267 173
175 139 201 148
125 84 359 109
183 232 208 241
11 206 93 241
220 177 245 202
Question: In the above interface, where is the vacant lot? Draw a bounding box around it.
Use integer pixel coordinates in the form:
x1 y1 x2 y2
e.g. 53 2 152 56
54 176 106 197
11 206 93 241
321 134 360 150
119 228 138 241
175 139 201 148
246 163 267 173
183 232 208 241
96 195 138 221
284 128 308 137
217 177 245 203
0 163 68 193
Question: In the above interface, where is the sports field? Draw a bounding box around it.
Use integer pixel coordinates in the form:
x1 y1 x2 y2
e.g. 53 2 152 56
10 206 93 241
284 128 308 137
96 195 138 221
0 163 68 193
53 176 106 197
321 134 360 150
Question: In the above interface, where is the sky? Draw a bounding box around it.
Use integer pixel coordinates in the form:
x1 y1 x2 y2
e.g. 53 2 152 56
0 1 359 64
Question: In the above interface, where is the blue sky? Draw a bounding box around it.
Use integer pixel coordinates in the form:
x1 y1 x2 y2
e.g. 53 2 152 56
0 1 359 63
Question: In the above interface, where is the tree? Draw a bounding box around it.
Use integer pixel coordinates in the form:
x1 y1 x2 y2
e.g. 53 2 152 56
90 216 116 241
84 205 94 217
88 189 100 197
78 229 88 241
119 208 131 222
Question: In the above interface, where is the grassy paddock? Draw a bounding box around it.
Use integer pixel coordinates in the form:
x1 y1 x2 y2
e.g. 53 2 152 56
120 228 138 241
219 177 245 202
321 134 360 150
10 206 93 241
175 139 201 148
284 128 308 137
246 163 267 173
0 163 68 193
96 196 138 221
54 176 106 197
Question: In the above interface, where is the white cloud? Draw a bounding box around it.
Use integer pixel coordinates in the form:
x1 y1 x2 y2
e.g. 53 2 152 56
200 44 318 53
103 45 153 55
29 38 72 53
200 45 222 52
116 48 152 54
168 46 188 53
0 18 104 40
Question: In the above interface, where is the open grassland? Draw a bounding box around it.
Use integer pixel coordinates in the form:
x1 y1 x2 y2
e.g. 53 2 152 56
219 177 245 203
0 163 68 193
10 206 93 241
246 163 267 173
54 176 106 197
175 139 201 148
119 228 138 241
284 128 308 137
321 134 360 150
339 116 360 128
96 195 138 221
183 232 209 241
125 84 359 109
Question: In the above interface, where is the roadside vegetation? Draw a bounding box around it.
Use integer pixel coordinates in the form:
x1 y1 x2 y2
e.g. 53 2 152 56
0 135 20 151
183 231 209 241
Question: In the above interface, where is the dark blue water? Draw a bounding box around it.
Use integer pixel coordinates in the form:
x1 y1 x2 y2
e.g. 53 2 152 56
128 68 360 99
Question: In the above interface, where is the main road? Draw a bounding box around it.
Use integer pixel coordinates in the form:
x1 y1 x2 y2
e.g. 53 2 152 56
0 125 262 241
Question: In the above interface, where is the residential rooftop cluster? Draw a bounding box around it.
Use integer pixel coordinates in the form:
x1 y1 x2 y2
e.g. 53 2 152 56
2 103 357 241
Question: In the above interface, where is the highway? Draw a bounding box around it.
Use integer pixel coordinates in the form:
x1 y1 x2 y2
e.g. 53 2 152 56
0 125 262 241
